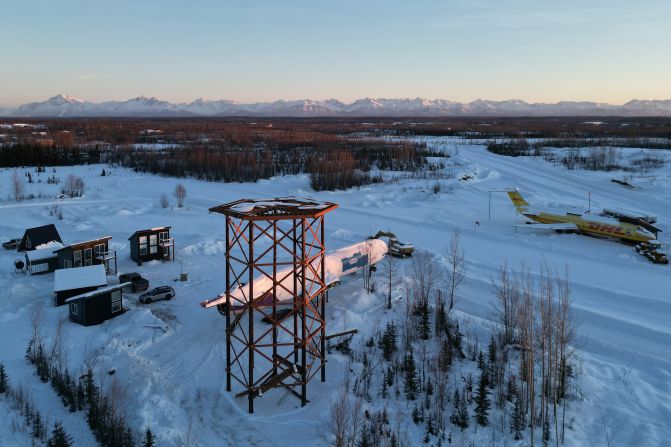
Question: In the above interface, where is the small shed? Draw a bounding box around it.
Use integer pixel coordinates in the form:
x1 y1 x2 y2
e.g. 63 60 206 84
25 242 63 275
54 236 117 273
66 283 130 326
18 224 63 252
53 264 107 306
128 227 174 266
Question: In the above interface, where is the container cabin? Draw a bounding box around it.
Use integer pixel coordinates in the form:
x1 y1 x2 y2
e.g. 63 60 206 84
53 264 107 306
128 227 174 266
25 242 63 275
18 224 62 252
54 236 117 274
66 283 129 326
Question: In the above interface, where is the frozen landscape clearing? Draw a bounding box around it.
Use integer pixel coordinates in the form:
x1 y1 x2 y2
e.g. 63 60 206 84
1 139 670 446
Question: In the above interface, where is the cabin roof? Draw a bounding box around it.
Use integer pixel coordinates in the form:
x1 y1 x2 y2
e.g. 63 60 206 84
128 227 171 240
210 197 338 221
21 224 63 249
26 242 63 262
54 264 107 292
65 282 130 303
53 236 112 252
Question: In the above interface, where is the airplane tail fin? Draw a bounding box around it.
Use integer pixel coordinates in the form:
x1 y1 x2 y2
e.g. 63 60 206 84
507 189 529 211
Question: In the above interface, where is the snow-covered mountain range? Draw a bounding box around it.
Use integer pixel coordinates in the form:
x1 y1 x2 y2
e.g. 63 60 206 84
5 94 671 117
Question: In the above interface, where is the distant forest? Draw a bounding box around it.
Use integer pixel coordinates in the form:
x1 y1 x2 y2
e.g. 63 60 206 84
0 119 442 191
2 116 671 190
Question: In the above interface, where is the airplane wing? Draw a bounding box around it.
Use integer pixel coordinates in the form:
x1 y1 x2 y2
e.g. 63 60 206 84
532 223 579 231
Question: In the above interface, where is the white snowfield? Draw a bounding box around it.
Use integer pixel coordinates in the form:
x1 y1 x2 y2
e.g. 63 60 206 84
0 140 670 446
202 239 388 309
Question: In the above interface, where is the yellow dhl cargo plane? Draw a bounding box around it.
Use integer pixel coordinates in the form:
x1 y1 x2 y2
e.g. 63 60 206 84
507 190 657 243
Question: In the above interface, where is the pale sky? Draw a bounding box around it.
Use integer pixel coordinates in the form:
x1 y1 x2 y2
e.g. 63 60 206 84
1 0 670 107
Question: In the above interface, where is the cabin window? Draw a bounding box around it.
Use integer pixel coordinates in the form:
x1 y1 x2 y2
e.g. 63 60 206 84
64 260 72 268
26 237 32 249
111 290 122 313
74 250 82 267
84 248 93 266
31 262 48 273
139 236 148 256
159 231 169 242
94 243 105 258
70 303 79 316
149 234 158 254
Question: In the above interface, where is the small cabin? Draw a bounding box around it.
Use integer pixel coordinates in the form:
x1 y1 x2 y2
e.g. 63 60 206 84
18 224 63 252
128 227 174 266
53 264 107 306
66 283 129 326
25 242 63 275
54 236 117 274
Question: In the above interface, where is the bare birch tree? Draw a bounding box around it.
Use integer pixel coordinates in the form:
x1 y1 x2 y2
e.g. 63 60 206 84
174 183 187 207
492 263 521 347
12 170 23 202
445 230 465 313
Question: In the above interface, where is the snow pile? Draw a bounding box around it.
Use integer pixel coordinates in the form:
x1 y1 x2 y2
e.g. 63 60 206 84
25 242 63 262
53 264 107 292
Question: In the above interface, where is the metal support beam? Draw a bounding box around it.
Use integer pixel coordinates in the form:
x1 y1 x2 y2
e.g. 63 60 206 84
248 222 254 414
225 216 231 392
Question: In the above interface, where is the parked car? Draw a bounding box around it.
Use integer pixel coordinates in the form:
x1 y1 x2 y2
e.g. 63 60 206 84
118 272 149 292
2 238 21 250
139 286 175 304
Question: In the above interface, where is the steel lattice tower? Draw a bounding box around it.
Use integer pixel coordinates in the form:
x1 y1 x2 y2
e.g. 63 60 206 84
209 197 338 413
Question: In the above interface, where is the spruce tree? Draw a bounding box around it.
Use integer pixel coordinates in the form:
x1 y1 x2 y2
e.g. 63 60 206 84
358 424 371 447
47 421 73 447
32 410 45 439
474 370 490 426
404 352 418 400
123 427 135 447
390 433 398 447
24 401 33 428
419 298 431 340
435 291 447 336
426 412 436 436
451 321 464 358
0 363 8 393
385 366 395 388
380 323 397 361
506 374 518 403
450 389 461 427
464 374 473 403
510 394 525 440
457 390 469 430
487 336 498 386
426 380 433 397
143 427 156 447
76 381 85 411
438 340 452 373
412 406 421 424
477 351 485 371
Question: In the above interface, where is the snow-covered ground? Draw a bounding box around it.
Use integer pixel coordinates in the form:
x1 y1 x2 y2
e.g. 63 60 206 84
0 141 670 446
